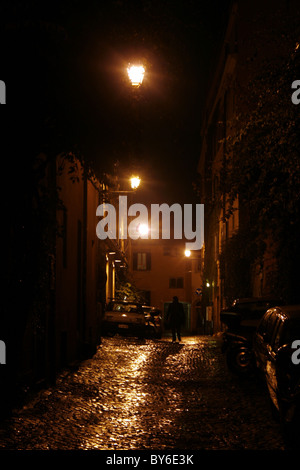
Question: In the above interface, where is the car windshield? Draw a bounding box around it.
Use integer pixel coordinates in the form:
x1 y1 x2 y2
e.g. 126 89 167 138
110 303 141 313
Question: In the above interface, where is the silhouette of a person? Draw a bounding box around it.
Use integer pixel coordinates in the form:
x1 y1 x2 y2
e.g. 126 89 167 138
167 296 185 342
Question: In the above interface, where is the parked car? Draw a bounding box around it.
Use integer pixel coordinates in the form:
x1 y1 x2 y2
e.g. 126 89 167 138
101 300 146 338
221 297 283 337
253 305 300 424
221 297 283 374
142 306 163 339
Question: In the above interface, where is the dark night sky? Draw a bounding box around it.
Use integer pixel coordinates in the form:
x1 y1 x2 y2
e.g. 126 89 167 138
1 0 231 205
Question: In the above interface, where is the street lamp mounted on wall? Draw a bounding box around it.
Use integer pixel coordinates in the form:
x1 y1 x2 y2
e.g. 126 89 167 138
110 175 141 194
127 64 145 87
101 176 141 202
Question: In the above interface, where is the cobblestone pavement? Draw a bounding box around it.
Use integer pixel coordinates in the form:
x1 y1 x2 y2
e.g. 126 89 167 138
0 335 298 451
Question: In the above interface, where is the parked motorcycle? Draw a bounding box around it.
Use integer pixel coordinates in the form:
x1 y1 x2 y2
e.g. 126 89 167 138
143 307 162 339
222 332 255 375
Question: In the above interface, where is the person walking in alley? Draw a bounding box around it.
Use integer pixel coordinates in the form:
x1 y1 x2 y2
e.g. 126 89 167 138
167 296 185 342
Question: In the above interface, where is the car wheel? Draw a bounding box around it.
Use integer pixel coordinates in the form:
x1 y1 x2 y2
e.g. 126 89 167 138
226 345 254 375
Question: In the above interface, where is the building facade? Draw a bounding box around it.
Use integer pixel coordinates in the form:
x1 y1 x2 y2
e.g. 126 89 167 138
129 237 205 334
197 0 299 332
18 154 129 391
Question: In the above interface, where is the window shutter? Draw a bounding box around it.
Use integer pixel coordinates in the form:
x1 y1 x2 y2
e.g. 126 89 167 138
146 252 151 270
133 252 137 270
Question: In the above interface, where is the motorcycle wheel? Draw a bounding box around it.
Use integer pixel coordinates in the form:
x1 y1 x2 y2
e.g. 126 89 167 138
226 346 254 375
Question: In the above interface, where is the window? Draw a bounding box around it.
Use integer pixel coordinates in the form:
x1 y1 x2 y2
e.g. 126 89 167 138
169 277 184 289
133 252 151 271
137 253 146 270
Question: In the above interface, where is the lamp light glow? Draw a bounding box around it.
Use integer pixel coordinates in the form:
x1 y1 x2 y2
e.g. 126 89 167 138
130 176 141 189
138 223 149 236
127 65 145 87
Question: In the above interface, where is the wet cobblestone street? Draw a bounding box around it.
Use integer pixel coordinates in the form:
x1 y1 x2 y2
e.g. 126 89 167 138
0 335 297 451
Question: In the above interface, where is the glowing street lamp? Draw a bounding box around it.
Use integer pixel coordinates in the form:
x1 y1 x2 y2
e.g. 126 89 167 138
130 175 141 189
103 176 141 197
127 65 145 87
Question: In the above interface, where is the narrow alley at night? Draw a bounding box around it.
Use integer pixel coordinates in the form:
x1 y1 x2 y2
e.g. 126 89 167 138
1 0 300 460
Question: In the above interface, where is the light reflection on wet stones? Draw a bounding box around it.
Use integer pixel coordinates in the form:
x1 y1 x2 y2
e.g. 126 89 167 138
0 336 293 450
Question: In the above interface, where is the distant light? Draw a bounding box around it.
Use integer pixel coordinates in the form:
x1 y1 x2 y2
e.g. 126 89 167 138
127 65 145 87
138 224 149 236
130 176 141 189
185 250 191 257
206 282 210 288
